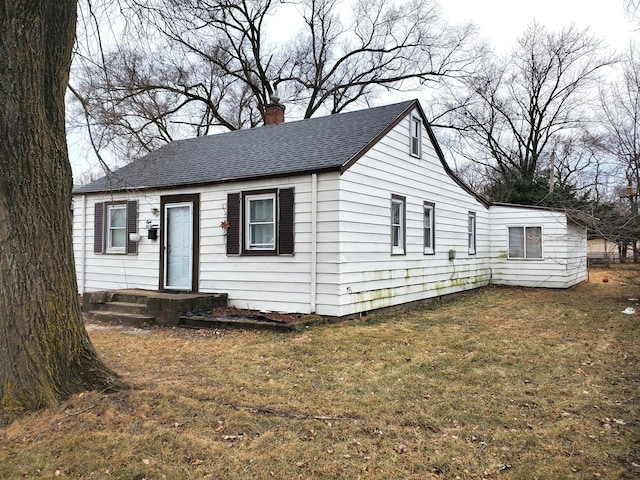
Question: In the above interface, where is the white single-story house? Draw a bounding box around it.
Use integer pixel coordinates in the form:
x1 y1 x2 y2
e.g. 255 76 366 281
72 99 587 318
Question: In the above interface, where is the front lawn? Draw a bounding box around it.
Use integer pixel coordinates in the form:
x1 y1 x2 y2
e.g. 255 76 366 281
1 268 638 479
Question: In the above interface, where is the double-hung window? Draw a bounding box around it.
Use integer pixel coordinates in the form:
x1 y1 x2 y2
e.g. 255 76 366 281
508 226 542 259
410 116 422 158
391 195 406 255
245 193 276 250
468 212 476 255
93 201 138 255
107 204 127 252
423 202 435 254
226 188 295 256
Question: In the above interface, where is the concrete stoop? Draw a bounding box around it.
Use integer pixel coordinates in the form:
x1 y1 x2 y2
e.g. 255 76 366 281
83 289 228 327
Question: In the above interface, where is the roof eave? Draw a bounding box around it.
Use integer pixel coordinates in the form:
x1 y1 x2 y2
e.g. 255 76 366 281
72 166 343 196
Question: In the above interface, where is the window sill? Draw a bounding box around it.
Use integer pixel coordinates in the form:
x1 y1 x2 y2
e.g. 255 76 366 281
242 249 278 256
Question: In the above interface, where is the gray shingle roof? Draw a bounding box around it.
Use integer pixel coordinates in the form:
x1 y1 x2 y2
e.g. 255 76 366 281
75 100 417 194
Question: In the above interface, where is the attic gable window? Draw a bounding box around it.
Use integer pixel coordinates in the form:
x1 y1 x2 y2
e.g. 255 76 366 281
508 226 542 259
410 116 422 158
93 201 138 255
226 188 295 256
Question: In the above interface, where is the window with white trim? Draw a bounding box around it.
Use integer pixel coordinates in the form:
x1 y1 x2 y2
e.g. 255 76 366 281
391 195 406 255
508 226 542 259
410 116 422 158
107 204 127 252
468 212 476 255
245 193 276 251
424 202 435 254
226 188 295 256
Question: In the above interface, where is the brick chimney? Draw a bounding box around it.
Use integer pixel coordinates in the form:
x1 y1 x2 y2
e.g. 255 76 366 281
265 94 285 125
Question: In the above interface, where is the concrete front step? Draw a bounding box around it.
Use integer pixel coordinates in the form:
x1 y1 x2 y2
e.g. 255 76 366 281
105 301 148 314
83 289 229 326
86 310 155 327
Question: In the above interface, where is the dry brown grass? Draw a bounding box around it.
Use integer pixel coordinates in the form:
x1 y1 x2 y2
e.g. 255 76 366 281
1 267 639 479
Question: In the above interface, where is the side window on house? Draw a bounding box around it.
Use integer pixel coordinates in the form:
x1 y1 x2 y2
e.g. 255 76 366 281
468 212 476 255
93 200 138 255
423 202 435 254
410 116 422 158
508 226 542 259
391 195 406 255
226 188 295 256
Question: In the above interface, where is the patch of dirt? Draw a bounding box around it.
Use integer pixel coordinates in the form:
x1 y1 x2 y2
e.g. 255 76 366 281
84 321 151 335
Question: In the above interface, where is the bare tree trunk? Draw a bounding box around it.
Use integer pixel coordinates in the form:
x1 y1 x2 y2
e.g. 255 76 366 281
0 0 124 426
620 243 628 263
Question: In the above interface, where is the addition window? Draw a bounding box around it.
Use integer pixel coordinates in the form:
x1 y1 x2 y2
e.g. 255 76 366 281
93 200 138 255
468 212 476 255
391 195 406 255
226 188 295 256
410 116 422 158
508 226 542 259
424 202 435 254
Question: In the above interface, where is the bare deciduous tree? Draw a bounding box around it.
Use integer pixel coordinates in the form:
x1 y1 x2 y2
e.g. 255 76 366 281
433 22 615 204
595 45 640 260
70 0 482 161
625 0 640 23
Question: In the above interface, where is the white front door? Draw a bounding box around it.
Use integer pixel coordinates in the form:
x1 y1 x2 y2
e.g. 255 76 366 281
164 202 193 290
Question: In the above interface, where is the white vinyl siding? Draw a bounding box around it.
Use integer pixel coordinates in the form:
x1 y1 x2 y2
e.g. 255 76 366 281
490 206 586 288
336 111 491 316
75 194 158 292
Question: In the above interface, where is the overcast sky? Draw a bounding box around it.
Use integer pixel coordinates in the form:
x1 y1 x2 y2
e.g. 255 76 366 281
441 0 637 52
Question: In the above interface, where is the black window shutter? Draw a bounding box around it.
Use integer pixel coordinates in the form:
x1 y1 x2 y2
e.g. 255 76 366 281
93 202 104 253
279 187 295 255
226 192 241 255
126 200 138 254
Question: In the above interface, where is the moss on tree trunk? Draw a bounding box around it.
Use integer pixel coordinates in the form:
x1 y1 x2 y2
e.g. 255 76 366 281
0 0 125 426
